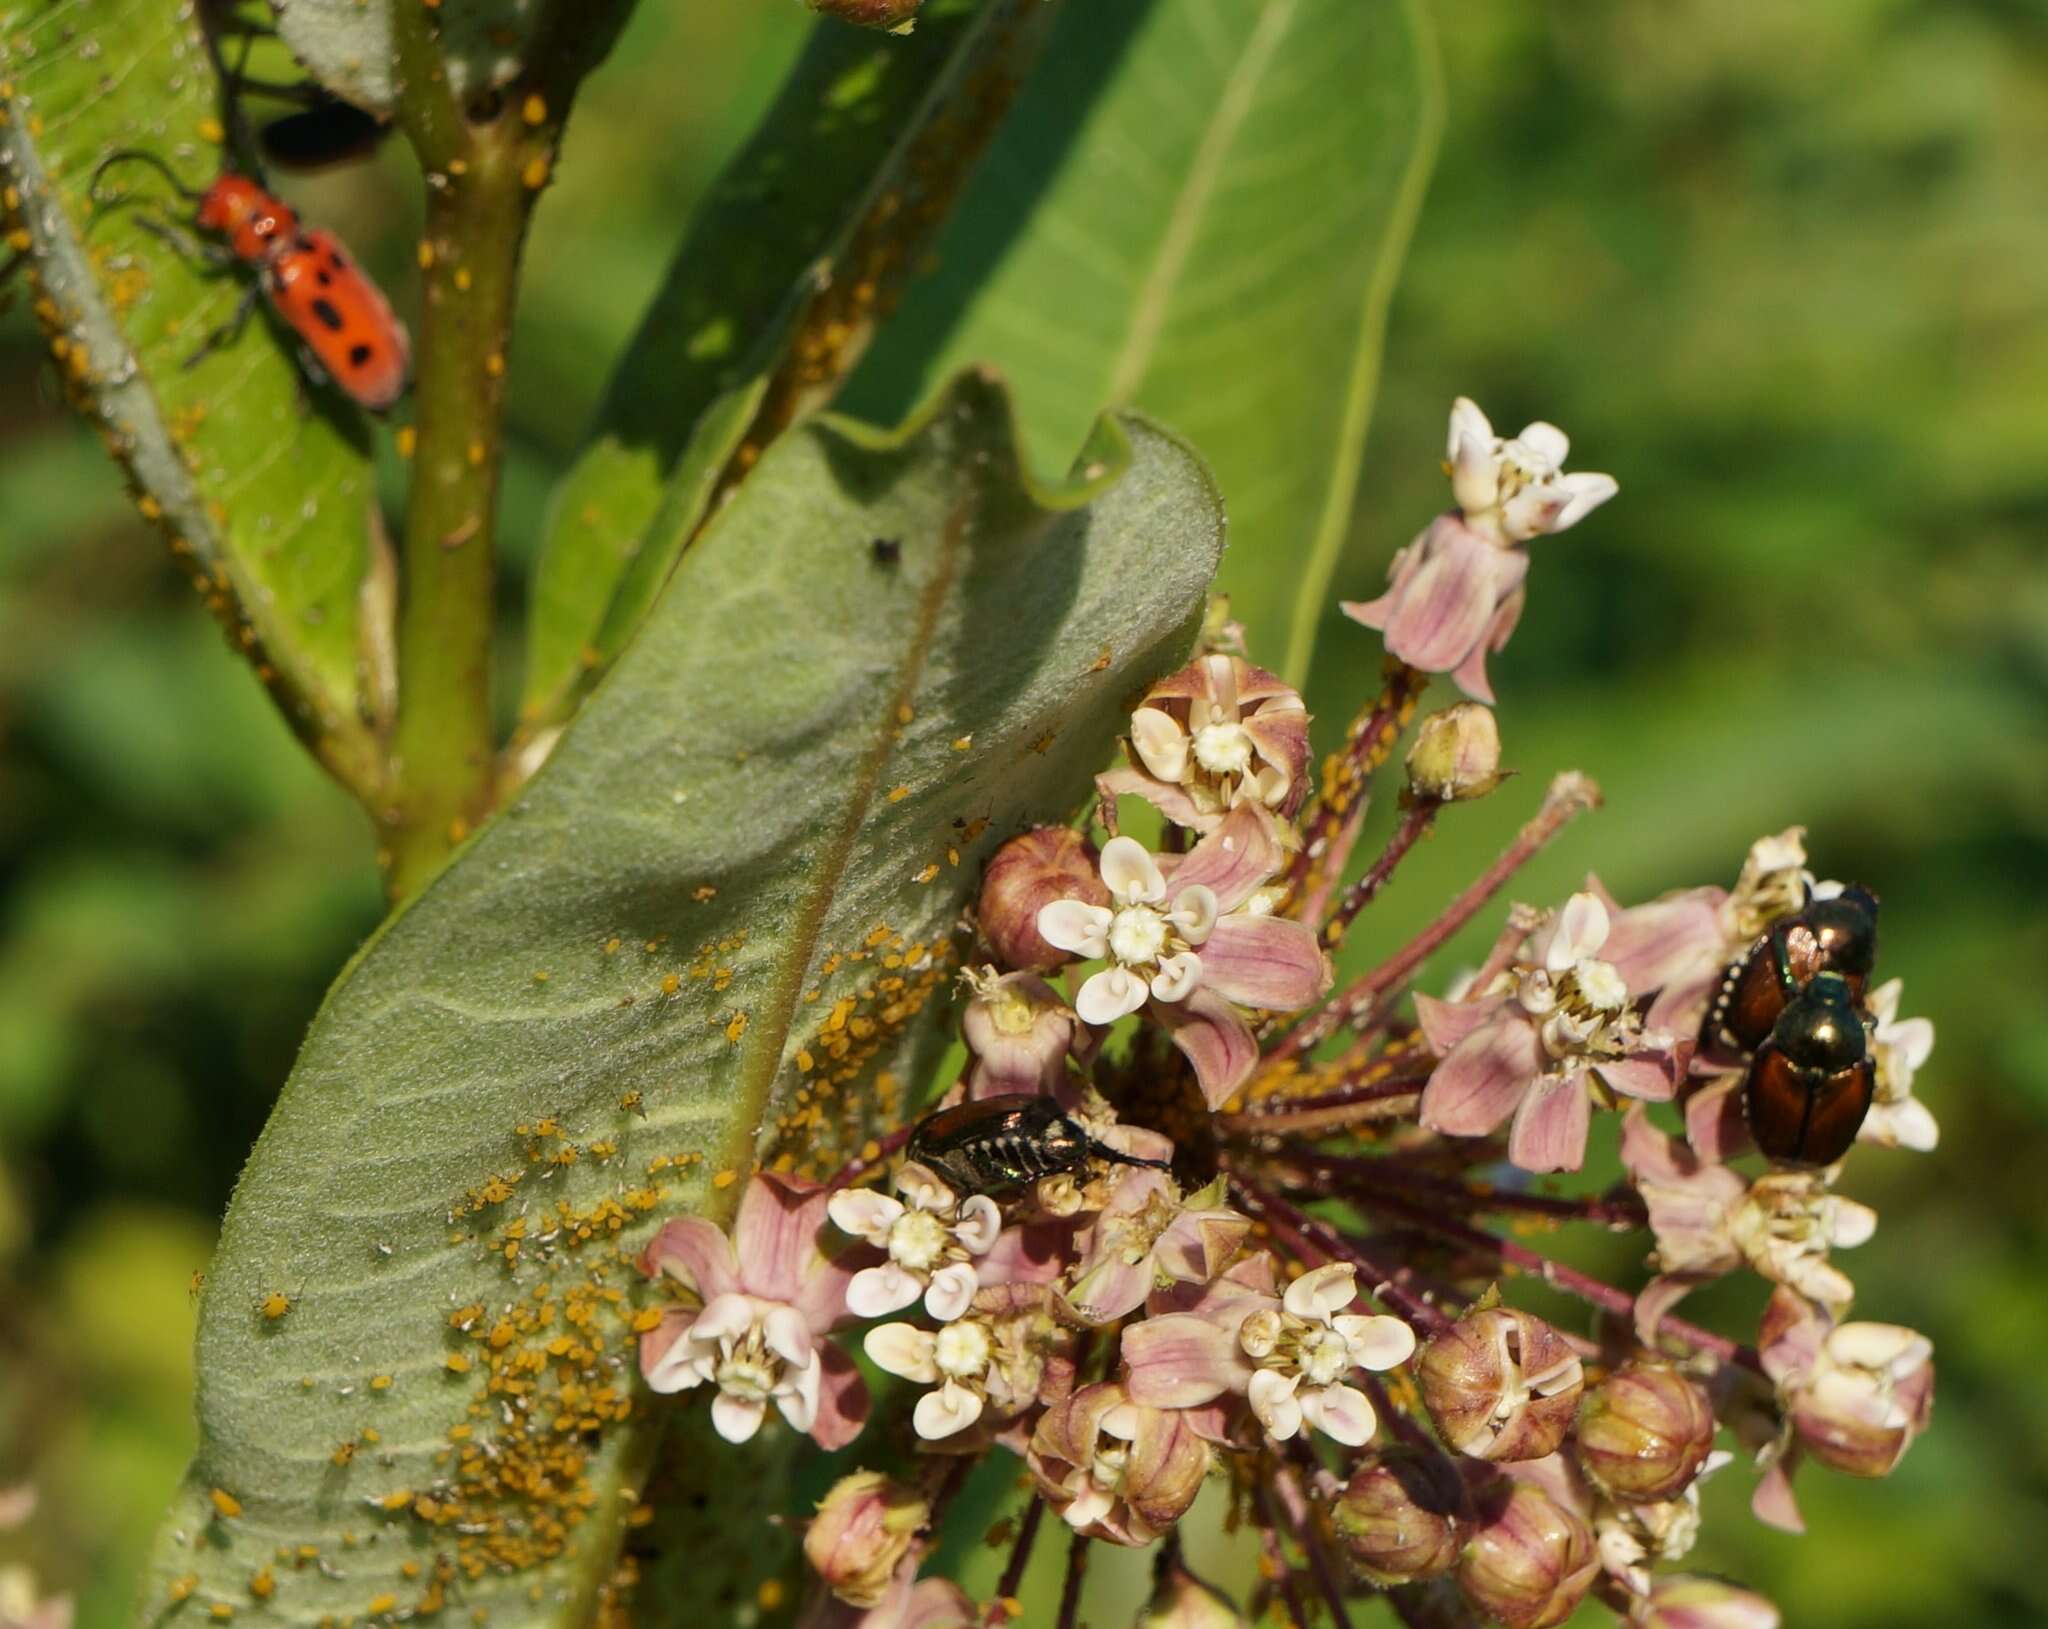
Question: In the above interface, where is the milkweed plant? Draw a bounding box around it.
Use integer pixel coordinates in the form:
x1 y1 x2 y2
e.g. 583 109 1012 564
0 2 1936 1628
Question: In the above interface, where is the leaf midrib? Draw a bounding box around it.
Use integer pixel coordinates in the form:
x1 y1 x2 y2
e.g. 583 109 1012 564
1103 0 1300 404
714 487 972 1188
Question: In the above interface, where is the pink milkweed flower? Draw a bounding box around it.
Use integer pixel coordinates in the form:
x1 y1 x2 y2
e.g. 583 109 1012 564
827 1162 1002 1322
957 967 1085 1101
1620 1109 1875 1343
1855 978 1937 1153
638 1172 869 1449
1027 1381 1213 1545
1123 1258 1416 1447
1100 654 1312 834
1036 805 1328 1109
864 1286 1070 1442
1343 398 1616 704
1418 892 1688 1173
1061 1170 1251 1326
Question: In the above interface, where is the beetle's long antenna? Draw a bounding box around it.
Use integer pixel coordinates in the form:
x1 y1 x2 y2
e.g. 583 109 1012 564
89 150 208 209
1086 1141 1174 1174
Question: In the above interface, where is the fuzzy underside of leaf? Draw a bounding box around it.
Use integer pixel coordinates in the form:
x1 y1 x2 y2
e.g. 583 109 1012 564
136 370 1224 1629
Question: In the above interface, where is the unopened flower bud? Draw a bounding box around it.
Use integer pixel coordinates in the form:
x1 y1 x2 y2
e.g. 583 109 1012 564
802 1471 928 1608
1628 1575 1781 1629
1406 703 1504 803
1028 1382 1210 1546
806 0 922 32
1458 1482 1599 1629
1419 1306 1585 1461
1331 1448 1469 1584
1133 1562 1250 1629
960 968 1078 1097
1576 1361 1717 1503
1790 1322 1935 1478
979 827 1107 972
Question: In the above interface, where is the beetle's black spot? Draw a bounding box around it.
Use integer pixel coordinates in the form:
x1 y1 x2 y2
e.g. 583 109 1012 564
347 342 374 368
309 297 346 332
315 268 334 287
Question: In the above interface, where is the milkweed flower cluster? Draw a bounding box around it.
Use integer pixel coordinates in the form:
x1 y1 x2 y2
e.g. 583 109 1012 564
634 397 1935 1629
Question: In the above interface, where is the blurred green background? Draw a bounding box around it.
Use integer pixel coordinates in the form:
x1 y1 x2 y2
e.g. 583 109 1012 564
2 2 2042 1625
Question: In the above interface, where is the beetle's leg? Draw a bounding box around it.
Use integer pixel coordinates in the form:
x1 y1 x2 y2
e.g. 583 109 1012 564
181 280 264 370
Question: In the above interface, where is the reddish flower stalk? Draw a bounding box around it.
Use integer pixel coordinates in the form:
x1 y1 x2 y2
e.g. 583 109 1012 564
1287 657 1428 922
1344 1188 1758 1372
1271 773 1601 1065
1213 1073 1432 1137
1276 1460 1358 1629
985 1495 1045 1626
1268 1150 1649 1228
1323 798 1441 950
1054 1530 1090 1629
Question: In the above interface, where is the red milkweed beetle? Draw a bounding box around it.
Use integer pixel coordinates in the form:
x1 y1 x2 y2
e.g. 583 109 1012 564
88 146 410 412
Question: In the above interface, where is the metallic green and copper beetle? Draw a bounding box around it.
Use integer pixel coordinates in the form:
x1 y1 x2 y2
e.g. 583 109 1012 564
1742 971 1876 1165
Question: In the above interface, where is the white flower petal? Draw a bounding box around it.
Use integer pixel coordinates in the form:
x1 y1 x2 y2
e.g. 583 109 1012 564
1447 396 1495 458
1299 1381 1376 1447
1549 470 1617 530
1076 966 1150 1026
924 1263 979 1323
864 1322 939 1383
1828 1199 1878 1250
895 1162 956 1214
827 1188 904 1244
710 1391 766 1444
1546 891 1611 972
760 1304 812 1366
775 1353 822 1433
1451 428 1500 515
1282 1262 1357 1322
1247 1369 1302 1441
912 1381 985 1440
955 1195 1002 1254
1037 899 1111 958
1335 1312 1418 1371
643 1341 708 1394
1149 951 1204 1005
692 1292 757 1343
1130 707 1191 783
1099 836 1167 904
847 1262 925 1320
1513 421 1570 471
1170 883 1218 945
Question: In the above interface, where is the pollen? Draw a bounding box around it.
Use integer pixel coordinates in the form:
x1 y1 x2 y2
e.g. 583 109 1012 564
725 1012 748 1042
522 95 547 126
248 1571 275 1600
258 1289 294 1319
953 735 972 751
198 116 225 143
370 1373 393 1390
712 1168 738 1190
887 784 911 802
522 156 551 190
395 426 417 458
914 864 940 884
367 1594 398 1616
209 1488 243 1519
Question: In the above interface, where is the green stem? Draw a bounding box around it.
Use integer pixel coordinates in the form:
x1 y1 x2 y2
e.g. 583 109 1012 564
380 2 637 902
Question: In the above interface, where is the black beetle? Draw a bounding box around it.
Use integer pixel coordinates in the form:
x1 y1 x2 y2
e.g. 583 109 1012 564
906 1093 1172 1196
1742 971 1876 1165
1706 884 1879 1057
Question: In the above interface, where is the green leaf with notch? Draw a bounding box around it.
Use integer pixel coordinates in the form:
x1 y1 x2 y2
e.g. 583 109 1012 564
0 0 388 799
843 0 1443 685
519 0 1057 736
138 370 1223 1629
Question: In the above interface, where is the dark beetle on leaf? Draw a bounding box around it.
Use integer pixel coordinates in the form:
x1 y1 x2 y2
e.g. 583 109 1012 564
1742 971 1877 1165
1706 884 1879 1056
906 1093 1172 1196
